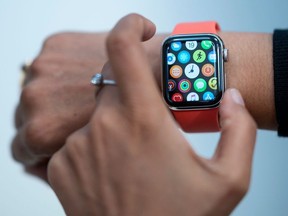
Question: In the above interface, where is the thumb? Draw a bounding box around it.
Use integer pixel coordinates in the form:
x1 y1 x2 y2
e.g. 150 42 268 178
214 88 257 180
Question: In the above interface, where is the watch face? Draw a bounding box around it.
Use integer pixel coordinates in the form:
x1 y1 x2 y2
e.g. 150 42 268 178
162 34 225 109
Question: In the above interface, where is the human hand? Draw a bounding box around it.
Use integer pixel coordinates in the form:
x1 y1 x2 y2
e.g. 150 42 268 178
48 14 257 216
12 31 166 181
12 33 108 180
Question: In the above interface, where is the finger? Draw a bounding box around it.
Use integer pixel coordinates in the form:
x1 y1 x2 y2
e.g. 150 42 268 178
25 161 49 182
11 132 38 165
11 128 48 166
106 13 161 106
94 63 120 109
214 88 257 176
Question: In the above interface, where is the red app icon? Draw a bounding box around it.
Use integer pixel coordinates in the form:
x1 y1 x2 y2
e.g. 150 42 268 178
168 80 176 91
172 93 183 102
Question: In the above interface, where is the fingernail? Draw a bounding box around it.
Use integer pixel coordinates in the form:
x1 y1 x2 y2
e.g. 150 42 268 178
228 88 245 106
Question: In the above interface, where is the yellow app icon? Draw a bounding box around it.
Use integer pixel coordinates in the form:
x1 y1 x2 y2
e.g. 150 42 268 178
208 77 217 90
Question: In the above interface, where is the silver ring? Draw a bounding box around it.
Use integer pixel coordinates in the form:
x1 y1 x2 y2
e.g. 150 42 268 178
90 73 116 86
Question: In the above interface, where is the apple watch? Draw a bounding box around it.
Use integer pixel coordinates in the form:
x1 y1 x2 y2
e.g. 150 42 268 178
162 22 228 132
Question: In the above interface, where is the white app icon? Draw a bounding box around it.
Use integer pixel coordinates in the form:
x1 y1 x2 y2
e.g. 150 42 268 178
187 92 199 101
185 41 197 50
208 51 216 63
167 53 176 65
185 63 199 79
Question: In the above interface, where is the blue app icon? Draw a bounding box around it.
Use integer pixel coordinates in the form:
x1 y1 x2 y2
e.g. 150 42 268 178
171 42 182 51
178 50 191 64
208 50 216 63
203 91 215 101
167 53 176 65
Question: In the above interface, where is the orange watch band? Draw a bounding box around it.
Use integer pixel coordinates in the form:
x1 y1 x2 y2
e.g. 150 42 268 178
171 22 221 132
172 21 220 35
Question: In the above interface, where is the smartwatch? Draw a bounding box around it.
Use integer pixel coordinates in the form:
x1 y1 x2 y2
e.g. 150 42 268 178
162 22 228 132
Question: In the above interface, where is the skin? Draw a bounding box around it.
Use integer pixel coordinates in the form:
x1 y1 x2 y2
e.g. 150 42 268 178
220 32 276 129
12 33 108 180
12 31 165 181
48 14 257 216
12 19 275 181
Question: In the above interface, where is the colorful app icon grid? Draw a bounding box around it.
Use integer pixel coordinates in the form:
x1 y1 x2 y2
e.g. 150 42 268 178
166 38 219 104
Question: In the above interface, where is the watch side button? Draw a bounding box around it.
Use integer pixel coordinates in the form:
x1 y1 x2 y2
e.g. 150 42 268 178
223 48 228 62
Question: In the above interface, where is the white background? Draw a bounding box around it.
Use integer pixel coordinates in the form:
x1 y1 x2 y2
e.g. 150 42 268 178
1 0 288 215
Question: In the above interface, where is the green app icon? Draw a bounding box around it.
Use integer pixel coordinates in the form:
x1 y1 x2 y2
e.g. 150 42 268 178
194 78 207 92
193 50 206 63
201 40 212 50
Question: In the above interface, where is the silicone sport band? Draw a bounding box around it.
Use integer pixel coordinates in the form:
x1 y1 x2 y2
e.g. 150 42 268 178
171 22 220 132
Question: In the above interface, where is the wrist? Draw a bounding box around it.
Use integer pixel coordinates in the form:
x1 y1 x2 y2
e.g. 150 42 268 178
146 31 276 130
219 32 276 130
162 22 226 132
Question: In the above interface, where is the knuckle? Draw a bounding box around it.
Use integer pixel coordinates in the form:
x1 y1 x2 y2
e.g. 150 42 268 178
42 32 67 49
126 13 142 20
29 57 46 77
20 82 40 106
65 131 85 147
48 130 88 188
24 120 53 155
124 13 143 27
64 131 89 160
91 109 114 131
47 151 65 187
20 80 50 109
106 14 144 53
24 121 44 155
90 109 126 139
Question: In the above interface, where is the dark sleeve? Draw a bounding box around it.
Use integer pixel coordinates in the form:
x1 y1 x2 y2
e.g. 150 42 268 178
273 29 288 137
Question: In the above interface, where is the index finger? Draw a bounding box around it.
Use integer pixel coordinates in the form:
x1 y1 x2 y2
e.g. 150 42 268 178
106 14 160 106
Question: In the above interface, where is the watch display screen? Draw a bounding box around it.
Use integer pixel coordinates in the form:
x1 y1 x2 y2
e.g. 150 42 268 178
162 34 224 109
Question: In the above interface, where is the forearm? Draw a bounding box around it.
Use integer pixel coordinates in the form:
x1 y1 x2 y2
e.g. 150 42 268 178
145 32 276 130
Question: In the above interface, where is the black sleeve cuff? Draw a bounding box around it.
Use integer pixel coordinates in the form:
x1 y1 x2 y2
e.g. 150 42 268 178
273 30 288 136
